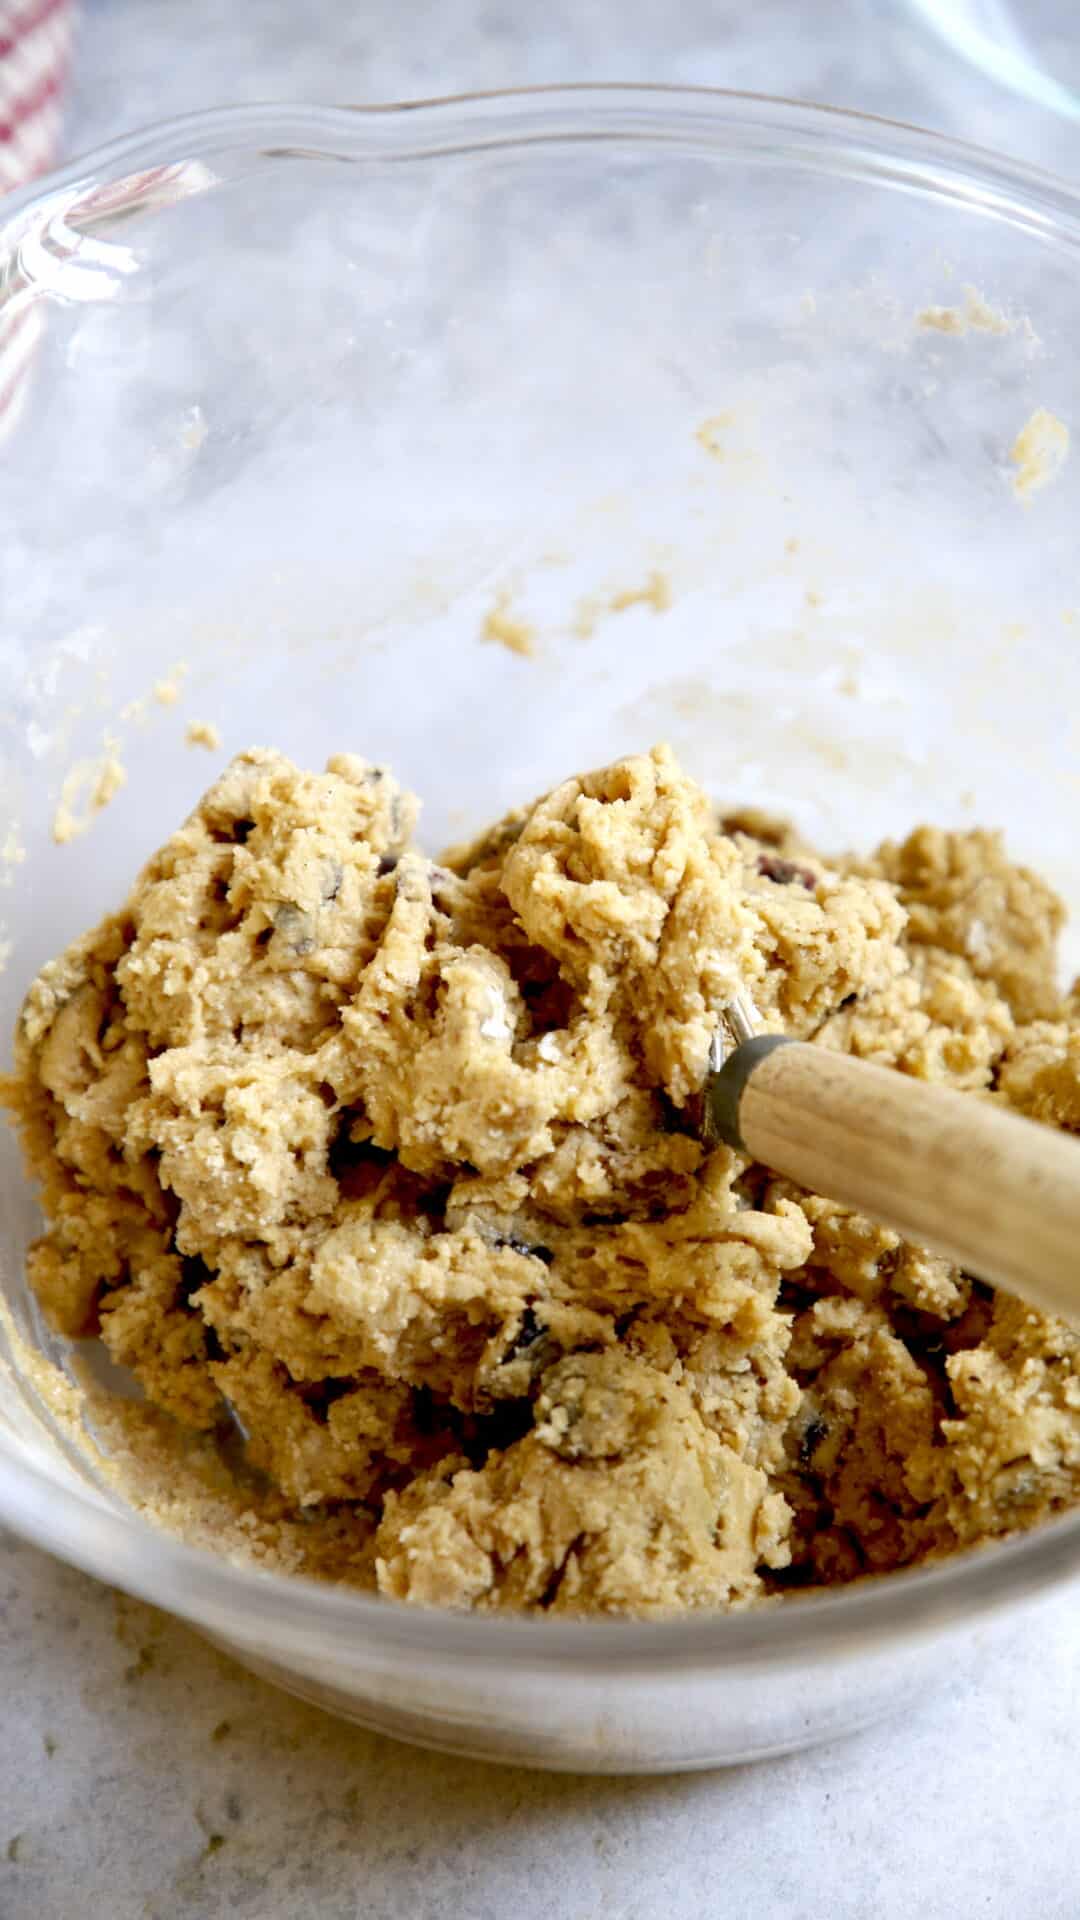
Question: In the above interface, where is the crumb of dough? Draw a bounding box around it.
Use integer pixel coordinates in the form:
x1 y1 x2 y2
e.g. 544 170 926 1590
93 756 127 809
609 570 672 615
1 826 25 870
1 827 26 891
153 664 188 706
918 304 965 336
1010 407 1069 501
51 749 127 843
481 592 535 659
963 287 1010 334
573 598 600 639
186 721 222 752
917 286 1011 337
5 742 1080 1615
574 571 673 638
696 413 738 459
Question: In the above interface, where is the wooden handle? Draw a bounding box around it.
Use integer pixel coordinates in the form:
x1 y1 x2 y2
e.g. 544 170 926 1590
707 1039 1080 1323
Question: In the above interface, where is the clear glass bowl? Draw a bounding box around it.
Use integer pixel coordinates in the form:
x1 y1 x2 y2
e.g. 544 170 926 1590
3 87 1080 1773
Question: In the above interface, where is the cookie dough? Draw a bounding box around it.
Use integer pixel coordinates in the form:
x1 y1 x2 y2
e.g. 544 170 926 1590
5 744 1080 1614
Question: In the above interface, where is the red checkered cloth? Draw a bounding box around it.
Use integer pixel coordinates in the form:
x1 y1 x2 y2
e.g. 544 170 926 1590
0 0 73 432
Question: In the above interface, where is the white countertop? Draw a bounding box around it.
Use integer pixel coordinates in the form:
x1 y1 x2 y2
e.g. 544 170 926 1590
5 4 1080 1914
3 1526 1078 1918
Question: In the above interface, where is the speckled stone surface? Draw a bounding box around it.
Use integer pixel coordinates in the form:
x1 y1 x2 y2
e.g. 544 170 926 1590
2 1528 1079 1918
5 4 1080 1915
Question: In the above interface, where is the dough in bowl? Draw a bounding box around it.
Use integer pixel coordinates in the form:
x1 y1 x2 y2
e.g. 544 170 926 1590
5 744 1079 1613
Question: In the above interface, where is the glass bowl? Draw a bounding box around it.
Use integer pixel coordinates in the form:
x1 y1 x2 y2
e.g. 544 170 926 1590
3 86 1080 1773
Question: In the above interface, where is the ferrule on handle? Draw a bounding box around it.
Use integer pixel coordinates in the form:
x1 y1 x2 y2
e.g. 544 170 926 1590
703 1033 796 1150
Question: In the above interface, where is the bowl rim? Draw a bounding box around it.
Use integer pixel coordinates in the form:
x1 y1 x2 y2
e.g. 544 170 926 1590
6 81 1080 269
4 80 1080 1671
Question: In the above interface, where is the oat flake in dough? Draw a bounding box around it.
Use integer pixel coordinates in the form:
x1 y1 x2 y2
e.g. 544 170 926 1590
5 744 1080 1615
